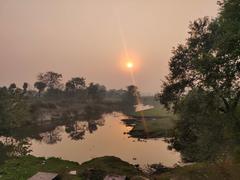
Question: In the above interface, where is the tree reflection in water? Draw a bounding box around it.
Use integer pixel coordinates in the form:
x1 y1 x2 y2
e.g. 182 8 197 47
39 127 63 144
64 105 106 140
0 105 109 163
32 105 107 142
65 121 86 140
0 137 31 164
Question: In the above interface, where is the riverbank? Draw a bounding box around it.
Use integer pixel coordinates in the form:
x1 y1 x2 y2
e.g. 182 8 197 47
1 155 240 179
153 161 240 179
130 106 174 119
0 156 80 179
0 156 141 179
124 106 177 138
29 99 123 123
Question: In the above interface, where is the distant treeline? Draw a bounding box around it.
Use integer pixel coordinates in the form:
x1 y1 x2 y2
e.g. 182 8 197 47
0 71 141 132
4 71 138 102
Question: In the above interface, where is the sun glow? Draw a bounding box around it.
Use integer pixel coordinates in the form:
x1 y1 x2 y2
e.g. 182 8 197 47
119 52 141 73
126 62 133 69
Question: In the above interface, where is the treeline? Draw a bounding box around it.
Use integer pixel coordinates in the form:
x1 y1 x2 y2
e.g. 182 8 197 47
33 72 109 102
0 71 140 132
157 0 240 162
5 71 139 104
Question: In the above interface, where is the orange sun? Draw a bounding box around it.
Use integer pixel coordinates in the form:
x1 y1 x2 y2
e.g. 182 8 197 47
126 62 133 69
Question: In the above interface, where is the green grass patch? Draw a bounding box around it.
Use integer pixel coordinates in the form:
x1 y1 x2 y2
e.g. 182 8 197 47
78 156 140 179
131 106 175 119
0 156 141 180
154 162 240 180
0 155 80 180
126 117 175 138
125 106 177 138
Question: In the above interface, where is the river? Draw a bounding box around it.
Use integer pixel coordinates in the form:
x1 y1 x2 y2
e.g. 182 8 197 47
30 112 181 167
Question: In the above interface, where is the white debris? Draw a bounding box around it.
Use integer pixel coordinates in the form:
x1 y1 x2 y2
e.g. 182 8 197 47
28 172 58 180
135 104 154 112
69 170 77 175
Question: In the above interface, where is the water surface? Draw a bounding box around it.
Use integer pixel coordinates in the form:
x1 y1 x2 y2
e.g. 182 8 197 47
30 113 181 167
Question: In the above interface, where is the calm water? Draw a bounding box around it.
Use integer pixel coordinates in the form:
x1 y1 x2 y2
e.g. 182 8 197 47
30 112 181 167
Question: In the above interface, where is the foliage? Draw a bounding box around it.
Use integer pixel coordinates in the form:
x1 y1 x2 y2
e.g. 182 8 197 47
123 116 175 138
0 155 80 180
147 163 171 175
0 156 141 180
122 85 139 113
158 12 240 114
156 0 240 162
65 77 86 91
22 82 28 94
64 77 87 101
168 89 229 162
0 138 32 165
34 81 47 96
78 156 140 178
153 161 240 180
0 87 31 131
8 83 16 92
37 71 63 90
87 83 106 102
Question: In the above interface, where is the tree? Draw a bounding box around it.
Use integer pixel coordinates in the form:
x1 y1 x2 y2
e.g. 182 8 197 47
168 89 226 162
22 82 28 94
87 83 106 101
0 87 31 131
8 83 17 93
156 0 240 161
38 71 62 90
121 85 139 113
157 15 240 116
34 81 46 97
126 85 139 105
65 77 86 92
105 89 126 101
65 81 75 92
0 139 31 164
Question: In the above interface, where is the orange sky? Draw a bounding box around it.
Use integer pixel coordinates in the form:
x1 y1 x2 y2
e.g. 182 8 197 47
0 0 218 94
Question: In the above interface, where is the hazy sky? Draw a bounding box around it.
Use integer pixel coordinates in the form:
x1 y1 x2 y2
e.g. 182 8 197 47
0 0 218 94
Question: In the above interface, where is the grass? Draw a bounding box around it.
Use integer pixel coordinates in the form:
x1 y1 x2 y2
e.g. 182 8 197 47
131 106 174 118
78 156 140 178
1 156 240 179
154 161 240 180
127 117 176 138
0 156 140 180
0 155 80 180
124 106 177 138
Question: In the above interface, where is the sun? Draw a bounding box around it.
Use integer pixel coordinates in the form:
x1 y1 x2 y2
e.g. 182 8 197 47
126 62 133 69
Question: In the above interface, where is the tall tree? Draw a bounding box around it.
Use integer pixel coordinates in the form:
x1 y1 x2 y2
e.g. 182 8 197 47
38 71 62 90
156 0 240 161
157 14 240 116
87 83 106 101
34 81 46 97
8 83 17 93
22 82 28 94
0 87 30 131
122 85 139 113
65 77 86 92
